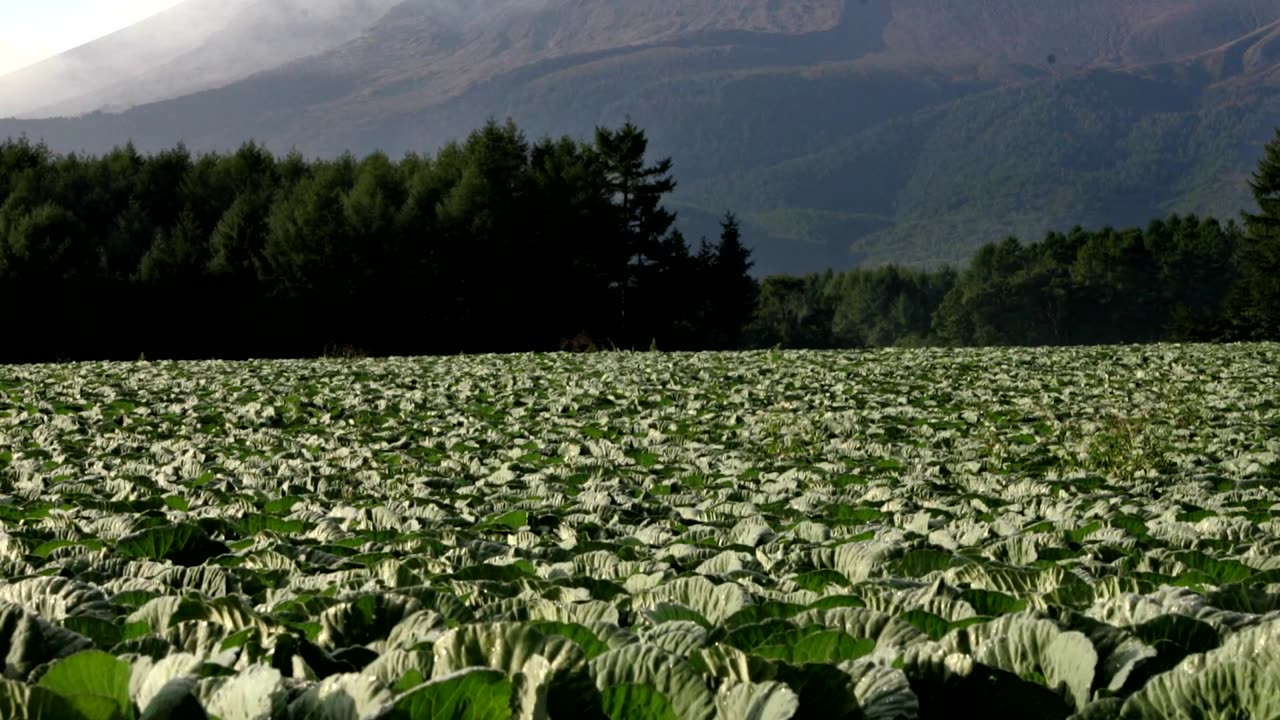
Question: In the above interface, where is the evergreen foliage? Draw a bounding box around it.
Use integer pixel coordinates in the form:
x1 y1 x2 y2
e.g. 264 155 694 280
0 121 757 362
0 120 1277 362
1225 128 1280 339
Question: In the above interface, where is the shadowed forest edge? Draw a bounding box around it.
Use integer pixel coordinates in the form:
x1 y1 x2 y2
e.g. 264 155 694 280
1 119 1278 363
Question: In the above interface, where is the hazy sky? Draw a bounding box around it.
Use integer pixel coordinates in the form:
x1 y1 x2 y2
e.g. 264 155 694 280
0 0 184 75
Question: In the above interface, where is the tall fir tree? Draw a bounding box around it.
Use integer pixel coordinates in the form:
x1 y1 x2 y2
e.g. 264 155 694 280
708 211 759 349
1227 128 1280 339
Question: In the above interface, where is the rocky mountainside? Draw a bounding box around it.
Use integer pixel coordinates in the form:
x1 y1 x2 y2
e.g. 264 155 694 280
3 0 1278 273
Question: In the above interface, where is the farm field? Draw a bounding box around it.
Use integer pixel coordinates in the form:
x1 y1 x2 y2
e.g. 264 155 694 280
1 345 1279 719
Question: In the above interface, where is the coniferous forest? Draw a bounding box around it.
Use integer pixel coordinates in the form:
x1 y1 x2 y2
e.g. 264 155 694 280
0 121 757 362
1 120 1278 364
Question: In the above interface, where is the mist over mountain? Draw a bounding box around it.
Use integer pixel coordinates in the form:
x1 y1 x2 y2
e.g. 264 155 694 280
0 0 400 119
2 0 1278 274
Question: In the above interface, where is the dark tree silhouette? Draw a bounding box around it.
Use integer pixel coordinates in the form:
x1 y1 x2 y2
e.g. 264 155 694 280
0 120 760 362
0 120 1274 362
1225 128 1280 339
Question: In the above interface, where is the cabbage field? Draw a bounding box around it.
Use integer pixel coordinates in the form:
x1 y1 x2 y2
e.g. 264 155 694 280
1 345 1279 720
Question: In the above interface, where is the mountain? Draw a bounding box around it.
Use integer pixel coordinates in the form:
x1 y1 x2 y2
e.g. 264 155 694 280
2 0 1278 274
0 0 400 119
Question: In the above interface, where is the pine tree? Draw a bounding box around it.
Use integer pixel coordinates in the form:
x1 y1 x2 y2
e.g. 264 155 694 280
593 121 677 264
592 120 681 345
1228 128 1280 338
710 211 759 349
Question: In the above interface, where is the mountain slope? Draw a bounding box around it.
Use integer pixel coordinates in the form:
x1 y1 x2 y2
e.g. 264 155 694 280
0 0 399 119
1 0 1278 274
681 67 1276 269
878 0 1280 67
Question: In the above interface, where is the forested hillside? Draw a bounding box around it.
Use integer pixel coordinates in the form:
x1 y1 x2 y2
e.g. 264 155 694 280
2 0 1277 273
749 127 1280 348
682 66 1279 268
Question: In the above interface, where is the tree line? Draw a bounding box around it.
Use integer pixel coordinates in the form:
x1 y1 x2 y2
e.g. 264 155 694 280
0 120 756 362
0 121 1277 363
750 214 1243 348
749 128 1280 348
